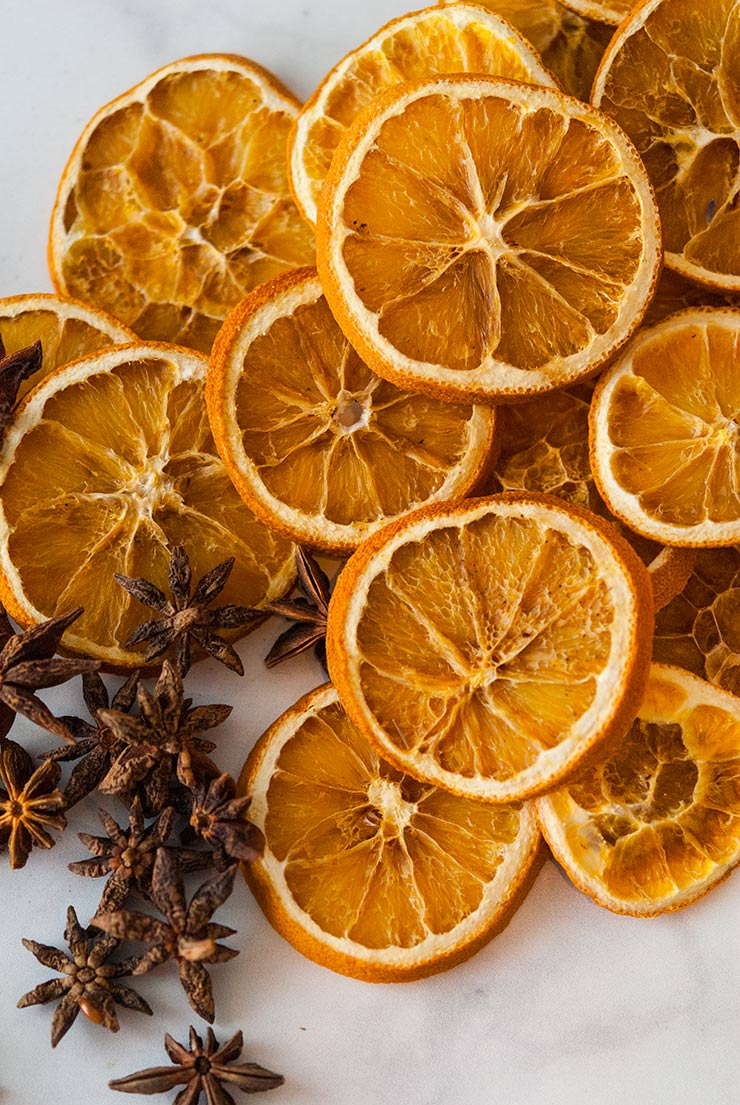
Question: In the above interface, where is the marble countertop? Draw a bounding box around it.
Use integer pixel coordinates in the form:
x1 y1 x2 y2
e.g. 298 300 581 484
1 2 739 1103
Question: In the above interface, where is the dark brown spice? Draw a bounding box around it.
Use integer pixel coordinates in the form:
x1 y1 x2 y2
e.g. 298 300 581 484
0 738 66 869
0 338 43 438
265 547 333 673
185 774 264 872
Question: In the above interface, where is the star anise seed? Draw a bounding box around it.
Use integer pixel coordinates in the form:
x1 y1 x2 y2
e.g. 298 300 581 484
0 738 66 869
185 774 264 872
0 337 44 438
109 1024 284 1101
115 545 262 676
265 547 333 674
92 848 238 1023
18 905 152 1047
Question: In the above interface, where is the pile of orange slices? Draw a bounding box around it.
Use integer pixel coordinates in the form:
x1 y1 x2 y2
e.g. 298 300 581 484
3 0 740 983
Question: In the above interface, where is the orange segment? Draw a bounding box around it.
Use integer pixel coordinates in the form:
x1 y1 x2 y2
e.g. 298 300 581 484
327 493 654 803
207 268 496 552
49 56 315 354
0 343 295 666
288 4 557 226
240 682 542 981
317 75 661 404
590 308 740 546
593 0 740 290
536 664 740 915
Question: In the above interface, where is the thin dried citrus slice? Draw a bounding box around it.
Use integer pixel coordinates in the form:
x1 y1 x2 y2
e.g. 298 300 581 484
240 682 543 982
490 383 695 608
208 268 496 553
536 664 740 915
289 3 557 226
49 55 315 354
439 0 615 97
317 75 661 404
644 269 740 328
592 0 740 291
0 293 135 398
0 343 295 666
590 308 740 547
560 0 631 27
327 493 654 803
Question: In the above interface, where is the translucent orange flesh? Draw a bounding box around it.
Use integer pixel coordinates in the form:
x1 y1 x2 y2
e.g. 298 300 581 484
605 317 740 526
547 670 740 904
56 68 315 352
355 514 615 781
263 697 522 945
340 91 644 375
0 355 293 652
234 292 481 525
596 0 740 283
298 7 554 215
655 546 740 693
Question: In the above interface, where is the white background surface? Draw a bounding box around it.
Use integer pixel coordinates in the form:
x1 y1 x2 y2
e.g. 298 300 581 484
1 2 740 1103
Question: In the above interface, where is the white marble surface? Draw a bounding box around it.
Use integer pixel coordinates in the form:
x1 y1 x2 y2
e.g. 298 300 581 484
1 1 740 1103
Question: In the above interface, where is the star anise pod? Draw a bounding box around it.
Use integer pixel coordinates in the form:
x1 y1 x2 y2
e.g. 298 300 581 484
0 604 99 743
98 661 230 813
42 669 139 809
185 774 264 872
92 848 238 1023
265 547 333 673
69 798 213 913
0 738 66 868
115 545 262 676
109 1025 284 1101
17 905 152 1047
0 337 43 437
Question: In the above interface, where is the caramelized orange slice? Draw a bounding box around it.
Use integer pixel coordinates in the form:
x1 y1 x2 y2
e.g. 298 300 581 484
560 0 633 27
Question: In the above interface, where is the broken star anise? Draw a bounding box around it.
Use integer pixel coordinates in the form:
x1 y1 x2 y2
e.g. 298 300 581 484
109 1025 284 1101
98 661 231 813
69 798 212 913
0 738 66 869
0 337 43 438
115 545 262 676
185 774 264 872
92 847 239 1023
18 905 152 1047
265 547 333 673
43 669 139 809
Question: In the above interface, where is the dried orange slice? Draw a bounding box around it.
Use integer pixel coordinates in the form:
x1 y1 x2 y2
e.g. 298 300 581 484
439 0 614 98
643 269 740 328
289 3 557 226
592 0 740 291
207 268 496 553
49 55 315 354
490 383 695 608
317 75 661 404
536 664 740 915
0 343 295 666
590 308 740 547
327 493 654 803
240 682 543 982
0 293 134 399
560 0 631 27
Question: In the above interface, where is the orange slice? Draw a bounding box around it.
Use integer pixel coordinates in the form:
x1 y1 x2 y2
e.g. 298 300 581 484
489 382 695 608
439 0 615 98
536 664 740 915
207 268 496 553
289 3 557 226
240 682 543 982
644 269 740 328
327 493 654 803
590 308 740 547
0 343 295 666
317 75 661 404
0 293 135 399
592 0 740 291
560 0 632 26
49 55 315 354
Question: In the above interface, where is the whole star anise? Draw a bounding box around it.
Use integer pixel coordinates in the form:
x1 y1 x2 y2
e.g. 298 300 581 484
0 337 43 437
0 738 66 869
0 604 99 743
69 798 212 913
115 545 262 676
43 669 139 809
92 848 238 1023
109 1025 284 1101
17 905 152 1047
265 547 333 673
98 661 230 813
185 774 264 872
